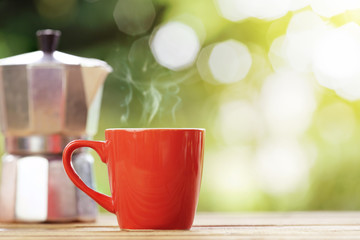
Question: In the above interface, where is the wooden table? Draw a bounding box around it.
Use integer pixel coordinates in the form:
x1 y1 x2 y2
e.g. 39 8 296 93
1 212 360 239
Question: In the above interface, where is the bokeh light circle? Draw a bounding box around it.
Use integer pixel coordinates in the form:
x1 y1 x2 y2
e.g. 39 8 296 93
285 10 330 73
215 0 310 21
268 36 288 72
255 139 309 195
197 39 252 84
113 0 156 36
203 147 258 210
150 21 201 71
218 100 264 144
260 71 317 136
310 0 360 18
214 0 249 22
312 22 360 100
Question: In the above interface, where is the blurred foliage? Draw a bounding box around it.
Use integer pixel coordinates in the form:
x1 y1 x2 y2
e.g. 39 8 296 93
1 0 360 212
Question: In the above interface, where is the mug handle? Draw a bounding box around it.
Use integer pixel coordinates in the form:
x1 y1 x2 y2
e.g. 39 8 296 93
62 140 115 213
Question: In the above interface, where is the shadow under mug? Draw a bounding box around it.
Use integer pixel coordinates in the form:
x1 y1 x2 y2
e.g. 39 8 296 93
62 128 205 230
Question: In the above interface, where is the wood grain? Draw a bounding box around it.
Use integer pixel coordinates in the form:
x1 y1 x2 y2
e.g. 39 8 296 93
1 212 360 239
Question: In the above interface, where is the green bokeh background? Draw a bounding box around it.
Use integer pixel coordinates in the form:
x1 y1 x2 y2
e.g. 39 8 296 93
1 0 360 212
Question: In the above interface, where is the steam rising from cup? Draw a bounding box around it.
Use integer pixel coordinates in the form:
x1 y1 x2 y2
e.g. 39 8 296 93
111 29 198 125
111 0 204 125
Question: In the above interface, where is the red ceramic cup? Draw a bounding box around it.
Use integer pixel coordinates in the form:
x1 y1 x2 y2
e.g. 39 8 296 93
62 128 205 230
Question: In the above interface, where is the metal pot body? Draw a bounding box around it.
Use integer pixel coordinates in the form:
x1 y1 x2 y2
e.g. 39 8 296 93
0 63 106 153
0 30 111 222
0 152 97 222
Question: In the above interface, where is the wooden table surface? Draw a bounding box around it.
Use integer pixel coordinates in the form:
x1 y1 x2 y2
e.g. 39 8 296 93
1 212 360 239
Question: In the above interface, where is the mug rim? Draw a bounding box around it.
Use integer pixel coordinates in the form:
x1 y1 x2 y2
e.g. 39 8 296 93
106 128 205 131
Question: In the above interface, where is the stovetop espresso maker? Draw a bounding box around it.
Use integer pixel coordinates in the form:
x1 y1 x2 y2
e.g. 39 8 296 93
0 30 112 222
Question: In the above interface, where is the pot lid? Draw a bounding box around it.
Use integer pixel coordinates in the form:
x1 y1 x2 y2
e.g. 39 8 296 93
0 29 112 72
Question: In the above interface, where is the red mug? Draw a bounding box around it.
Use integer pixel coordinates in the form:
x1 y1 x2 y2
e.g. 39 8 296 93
63 128 205 229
